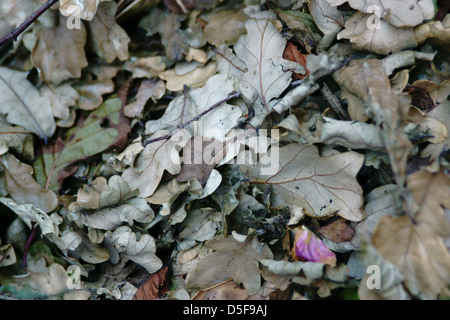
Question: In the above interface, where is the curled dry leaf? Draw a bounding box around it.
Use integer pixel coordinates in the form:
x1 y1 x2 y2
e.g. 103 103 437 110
59 0 113 21
0 153 58 213
106 226 163 273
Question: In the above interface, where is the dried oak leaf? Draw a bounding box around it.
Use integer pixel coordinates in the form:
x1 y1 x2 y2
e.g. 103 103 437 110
185 235 273 295
0 153 58 213
31 13 88 85
233 18 303 117
326 0 435 28
242 143 364 221
86 1 130 63
0 67 56 140
372 169 450 298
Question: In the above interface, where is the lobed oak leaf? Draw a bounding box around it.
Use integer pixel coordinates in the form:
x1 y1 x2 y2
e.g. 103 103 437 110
0 67 56 140
242 143 364 221
31 13 88 85
86 1 130 63
233 18 303 117
372 169 450 298
185 235 273 295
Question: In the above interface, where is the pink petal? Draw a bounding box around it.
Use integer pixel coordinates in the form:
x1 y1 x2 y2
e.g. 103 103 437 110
294 228 336 266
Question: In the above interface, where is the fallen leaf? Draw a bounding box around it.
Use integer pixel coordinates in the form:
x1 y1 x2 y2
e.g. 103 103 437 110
318 218 355 243
358 244 410 300
133 266 169 300
0 153 58 213
233 18 302 116
124 79 165 118
372 168 450 298
59 0 113 21
309 0 344 35
121 129 189 198
34 97 130 192
185 235 273 295
86 1 130 63
106 226 163 273
327 0 435 28
0 67 56 139
242 143 364 221
31 13 88 84
158 62 217 92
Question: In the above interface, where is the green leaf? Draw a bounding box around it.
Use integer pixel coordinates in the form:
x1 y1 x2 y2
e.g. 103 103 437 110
33 97 130 192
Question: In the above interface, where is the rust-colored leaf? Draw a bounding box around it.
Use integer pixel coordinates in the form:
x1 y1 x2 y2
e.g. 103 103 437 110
133 266 169 300
283 41 309 80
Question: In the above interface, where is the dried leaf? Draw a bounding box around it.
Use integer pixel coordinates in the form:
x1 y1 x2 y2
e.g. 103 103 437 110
372 169 450 298
0 67 56 139
34 97 130 192
327 0 435 28
124 79 165 118
31 13 88 84
233 18 301 116
86 1 130 63
318 218 355 243
185 235 273 295
133 266 169 300
59 0 113 21
106 226 163 273
243 143 364 221
1 153 58 213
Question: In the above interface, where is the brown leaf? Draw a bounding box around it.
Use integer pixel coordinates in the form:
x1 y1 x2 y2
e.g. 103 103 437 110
372 169 450 298
176 136 226 185
318 218 355 243
283 42 309 80
31 14 88 85
133 266 169 300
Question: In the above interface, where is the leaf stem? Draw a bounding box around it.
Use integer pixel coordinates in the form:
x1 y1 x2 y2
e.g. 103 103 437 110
0 0 59 47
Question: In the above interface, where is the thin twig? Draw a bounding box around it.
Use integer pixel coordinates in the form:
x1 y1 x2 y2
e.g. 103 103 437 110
142 92 241 147
0 0 59 47
321 83 350 120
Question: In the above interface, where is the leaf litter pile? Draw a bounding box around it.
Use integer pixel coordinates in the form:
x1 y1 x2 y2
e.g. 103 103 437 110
0 0 449 300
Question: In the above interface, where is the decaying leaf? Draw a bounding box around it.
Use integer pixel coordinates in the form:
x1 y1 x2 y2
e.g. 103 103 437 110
34 97 130 192
86 1 130 63
1 153 58 213
233 18 302 116
106 226 163 273
243 143 364 221
0 67 56 139
372 169 450 298
133 266 169 300
31 13 88 84
185 235 273 295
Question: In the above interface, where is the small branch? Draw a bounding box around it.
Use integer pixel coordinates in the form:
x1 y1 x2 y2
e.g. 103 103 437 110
321 83 350 120
0 0 59 48
142 91 241 147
